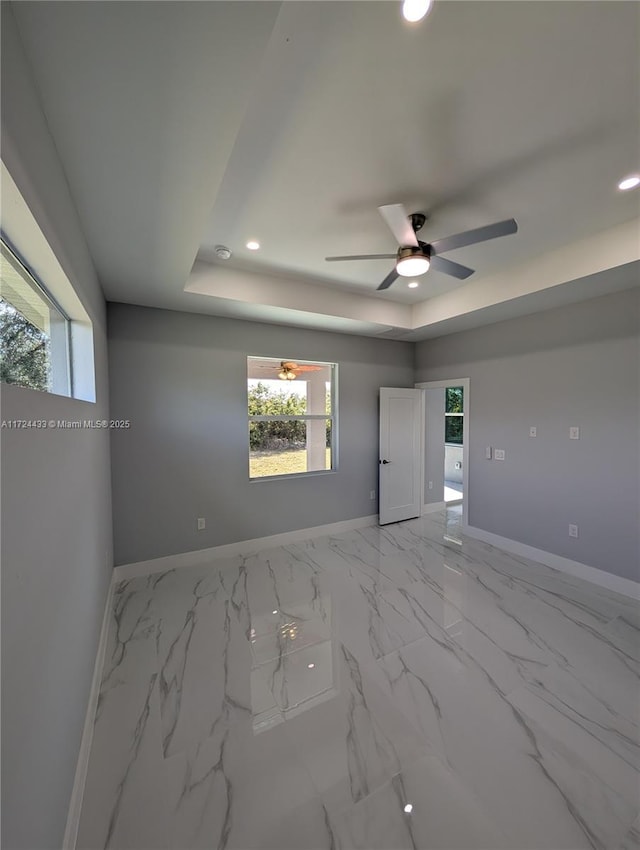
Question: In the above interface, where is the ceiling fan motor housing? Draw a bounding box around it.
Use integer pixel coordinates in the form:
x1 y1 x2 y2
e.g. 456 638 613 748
396 244 431 261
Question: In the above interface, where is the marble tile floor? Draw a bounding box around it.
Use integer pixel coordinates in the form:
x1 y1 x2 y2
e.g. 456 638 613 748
76 509 640 850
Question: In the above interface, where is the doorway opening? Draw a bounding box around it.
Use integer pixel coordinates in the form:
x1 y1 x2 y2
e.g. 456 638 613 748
416 378 470 535
444 385 464 505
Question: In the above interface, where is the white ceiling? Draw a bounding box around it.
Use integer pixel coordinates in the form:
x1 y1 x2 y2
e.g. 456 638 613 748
11 1 640 340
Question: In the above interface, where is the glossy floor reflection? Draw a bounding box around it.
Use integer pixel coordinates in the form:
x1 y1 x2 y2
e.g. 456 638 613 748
77 509 640 849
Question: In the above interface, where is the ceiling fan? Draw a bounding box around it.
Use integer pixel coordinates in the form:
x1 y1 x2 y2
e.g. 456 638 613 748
255 361 322 381
326 204 518 290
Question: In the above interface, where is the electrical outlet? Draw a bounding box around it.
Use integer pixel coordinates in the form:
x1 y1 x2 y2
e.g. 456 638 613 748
494 449 506 461
569 524 578 538
369 490 376 500
569 427 580 440
428 480 433 490
197 517 206 531
529 426 537 437
485 446 492 459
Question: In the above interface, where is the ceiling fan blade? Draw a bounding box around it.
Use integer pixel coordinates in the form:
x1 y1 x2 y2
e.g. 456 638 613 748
378 204 419 248
430 218 518 255
325 253 397 262
377 268 400 291
294 365 322 372
429 255 475 280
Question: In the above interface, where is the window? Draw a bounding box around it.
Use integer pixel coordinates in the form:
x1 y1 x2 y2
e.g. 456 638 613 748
248 357 336 479
0 238 71 395
445 386 463 444
2 160 96 401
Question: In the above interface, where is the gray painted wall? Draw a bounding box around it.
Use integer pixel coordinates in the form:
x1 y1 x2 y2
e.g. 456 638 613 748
415 286 640 582
424 387 445 504
108 303 415 565
1 7 113 849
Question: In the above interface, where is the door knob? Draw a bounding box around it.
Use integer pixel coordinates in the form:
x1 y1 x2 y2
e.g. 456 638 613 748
381 459 391 464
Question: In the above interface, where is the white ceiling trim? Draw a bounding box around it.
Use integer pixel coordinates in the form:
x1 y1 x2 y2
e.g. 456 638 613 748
185 261 412 329
185 220 639 339
411 219 640 331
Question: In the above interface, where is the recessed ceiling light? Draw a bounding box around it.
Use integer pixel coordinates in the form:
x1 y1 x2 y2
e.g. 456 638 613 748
246 240 261 250
272 610 278 614
307 663 315 669
407 281 419 289
404 803 413 813
618 174 640 191
402 0 433 23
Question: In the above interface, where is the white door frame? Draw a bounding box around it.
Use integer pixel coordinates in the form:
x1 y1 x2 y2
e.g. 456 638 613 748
415 378 470 529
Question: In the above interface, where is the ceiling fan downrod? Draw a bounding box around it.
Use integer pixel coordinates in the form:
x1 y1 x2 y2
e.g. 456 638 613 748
410 212 426 233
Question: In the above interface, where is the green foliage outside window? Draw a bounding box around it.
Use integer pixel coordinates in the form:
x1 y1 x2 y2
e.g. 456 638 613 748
0 298 50 391
248 381 331 450
445 386 463 444
445 416 463 444
445 386 463 413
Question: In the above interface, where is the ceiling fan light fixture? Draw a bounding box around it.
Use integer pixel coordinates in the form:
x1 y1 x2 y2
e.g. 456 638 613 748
402 0 433 23
396 255 430 276
278 367 296 380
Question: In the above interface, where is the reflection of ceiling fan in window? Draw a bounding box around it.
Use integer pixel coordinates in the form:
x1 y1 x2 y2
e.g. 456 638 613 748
256 361 323 381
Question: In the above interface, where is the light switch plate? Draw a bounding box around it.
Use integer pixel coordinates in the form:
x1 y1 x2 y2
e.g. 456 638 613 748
494 449 506 461
569 427 580 440
529 426 537 437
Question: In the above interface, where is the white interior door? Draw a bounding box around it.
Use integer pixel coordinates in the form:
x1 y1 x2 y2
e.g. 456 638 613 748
379 387 422 525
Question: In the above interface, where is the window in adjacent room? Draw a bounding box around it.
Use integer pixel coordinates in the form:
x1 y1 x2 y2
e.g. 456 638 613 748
445 385 463 444
248 357 337 479
0 238 71 395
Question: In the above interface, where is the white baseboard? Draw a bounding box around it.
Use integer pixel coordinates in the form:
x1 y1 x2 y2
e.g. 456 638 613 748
464 525 640 600
114 514 379 581
63 575 115 849
422 501 445 515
